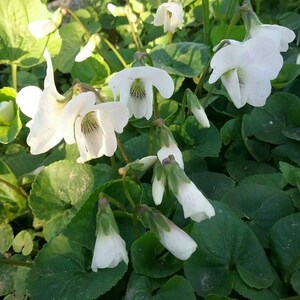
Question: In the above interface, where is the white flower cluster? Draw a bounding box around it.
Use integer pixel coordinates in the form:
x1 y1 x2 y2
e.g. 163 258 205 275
16 50 129 163
208 6 295 108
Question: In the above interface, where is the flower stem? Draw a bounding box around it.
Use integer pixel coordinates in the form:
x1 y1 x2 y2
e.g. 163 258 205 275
62 6 91 39
117 135 130 164
105 194 128 211
11 63 17 90
122 173 136 209
148 123 154 156
102 37 128 68
202 0 210 44
125 4 142 51
0 258 32 268
0 178 28 198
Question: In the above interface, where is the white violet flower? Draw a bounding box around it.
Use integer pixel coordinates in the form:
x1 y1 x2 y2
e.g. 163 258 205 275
75 34 101 62
63 92 129 163
16 49 66 154
152 165 167 205
176 181 215 222
154 2 184 33
157 217 197 260
209 37 283 108
28 9 62 39
109 66 174 120
91 231 129 270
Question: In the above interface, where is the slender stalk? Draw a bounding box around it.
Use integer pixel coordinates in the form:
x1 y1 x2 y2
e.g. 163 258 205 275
0 178 28 198
125 4 142 51
201 85 215 108
194 60 211 95
117 135 130 164
105 194 127 211
0 258 33 268
256 0 261 15
11 63 17 90
202 0 210 44
153 89 159 120
122 173 136 209
224 6 241 38
102 37 128 68
148 123 154 156
62 6 90 38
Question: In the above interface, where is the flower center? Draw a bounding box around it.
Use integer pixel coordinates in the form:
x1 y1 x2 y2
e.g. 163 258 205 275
81 112 99 134
130 78 146 101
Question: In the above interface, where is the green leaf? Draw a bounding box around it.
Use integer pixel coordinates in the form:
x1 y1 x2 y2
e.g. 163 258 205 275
184 116 222 157
0 160 27 222
210 25 246 46
272 64 300 89
270 213 300 282
0 87 22 144
189 171 235 200
131 231 182 278
184 201 274 298
239 173 286 190
279 161 300 186
242 93 300 145
12 230 33 256
0 0 55 67
233 269 287 300
0 223 14 253
272 141 300 166
29 160 111 241
290 269 300 294
125 273 195 300
158 100 179 121
27 235 127 300
53 22 85 73
222 183 294 247
71 53 110 85
226 159 275 182
151 42 209 77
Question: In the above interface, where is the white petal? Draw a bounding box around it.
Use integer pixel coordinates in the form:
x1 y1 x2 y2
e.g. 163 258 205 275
96 102 129 133
209 43 246 84
130 79 152 119
158 220 197 260
27 88 65 154
157 143 184 169
96 110 118 157
176 181 215 222
166 3 183 31
153 5 166 26
28 19 56 39
91 233 128 271
221 69 245 109
16 86 42 118
191 106 210 128
63 92 96 144
152 171 166 205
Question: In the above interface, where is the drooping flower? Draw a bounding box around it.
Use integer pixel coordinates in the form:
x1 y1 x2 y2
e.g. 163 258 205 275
28 9 62 39
152 162 167 205
155 215 197 260
209 37 283 108
63 92 129 163
162 155 215 222
153 2 184 33
157 127 184 169
176 181 215 222
16 49 66 154
109 66 174 120
241 3 295 52
91 198 128 270
0 101 15 123
75 34 101 62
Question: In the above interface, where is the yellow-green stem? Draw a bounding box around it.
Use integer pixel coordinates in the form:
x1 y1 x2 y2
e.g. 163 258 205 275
125 4 142 51
117 135 131 164
0 178 28 198
62 6 91 38
122 173 136 209
11 63 17 91
102 37 128 68
202 0 210 44
0 258 32 268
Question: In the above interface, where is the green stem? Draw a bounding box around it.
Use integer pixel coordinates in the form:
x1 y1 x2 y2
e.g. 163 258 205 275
105 194 127 211
225 4 241 38
62 6 91 38
11 63 17 90
102 37 128 68
125 4 142 51
202 0 210 44
0 258 33 268
256 0 261 15
201 85 215 108
148 123 154 156
153 89 159 120
0 178 28 198
117 135 130 164
122 173 136 209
